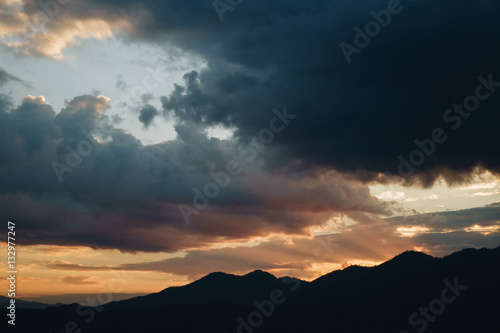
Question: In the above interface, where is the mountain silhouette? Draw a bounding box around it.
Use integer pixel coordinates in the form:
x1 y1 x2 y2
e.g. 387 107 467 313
104 269 300 310
0 296 49 309
5 246 500 332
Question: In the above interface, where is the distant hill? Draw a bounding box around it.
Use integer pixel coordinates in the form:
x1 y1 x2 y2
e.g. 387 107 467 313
4 246 500 333
18 293 147 306
0 296 49 309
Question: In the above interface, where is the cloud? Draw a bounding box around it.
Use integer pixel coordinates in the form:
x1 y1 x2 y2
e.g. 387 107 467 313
0 93 390 252
388 202 500 232
44 261 113 271
33 202 500 281
115 75 128 90
0 0 133 58
85 220 411 280
43 229 409 281
0 67 32 88
3 0 500 183
62 275 100 285
112 0 500 185
138 104 159 128
0 0 28 38
109 202 500 279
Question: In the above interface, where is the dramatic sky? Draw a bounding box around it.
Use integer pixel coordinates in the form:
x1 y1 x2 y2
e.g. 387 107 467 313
0 0 499 299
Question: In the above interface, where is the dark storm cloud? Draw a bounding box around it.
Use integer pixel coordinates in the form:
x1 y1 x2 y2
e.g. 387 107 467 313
7 0 500 182
0 94 388 252
75 0 500 185
138 104 159 127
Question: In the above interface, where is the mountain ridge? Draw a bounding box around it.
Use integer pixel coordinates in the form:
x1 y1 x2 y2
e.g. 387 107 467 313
6 245 500 332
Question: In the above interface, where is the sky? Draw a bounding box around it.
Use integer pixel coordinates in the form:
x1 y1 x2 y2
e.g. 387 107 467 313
0 0 499 301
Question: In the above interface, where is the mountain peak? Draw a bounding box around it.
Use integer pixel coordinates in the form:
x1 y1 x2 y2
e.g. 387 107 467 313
244 269 276 278
382 250 435 268
394 250 434 260
242 270 278 283
201 271 237 280
187 271 238 288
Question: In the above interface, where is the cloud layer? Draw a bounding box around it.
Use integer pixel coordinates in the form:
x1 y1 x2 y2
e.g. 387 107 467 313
38 203 500 280
0 0 499 258
0 93 390 252
102 0 500 184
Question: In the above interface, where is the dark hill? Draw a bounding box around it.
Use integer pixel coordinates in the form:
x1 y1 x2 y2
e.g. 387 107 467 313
104 269 298 310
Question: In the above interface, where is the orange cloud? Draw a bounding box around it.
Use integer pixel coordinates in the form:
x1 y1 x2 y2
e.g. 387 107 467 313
0 0 133 59
62 275 100 285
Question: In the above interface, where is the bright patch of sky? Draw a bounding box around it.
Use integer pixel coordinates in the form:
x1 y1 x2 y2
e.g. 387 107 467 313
370 171 500 215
